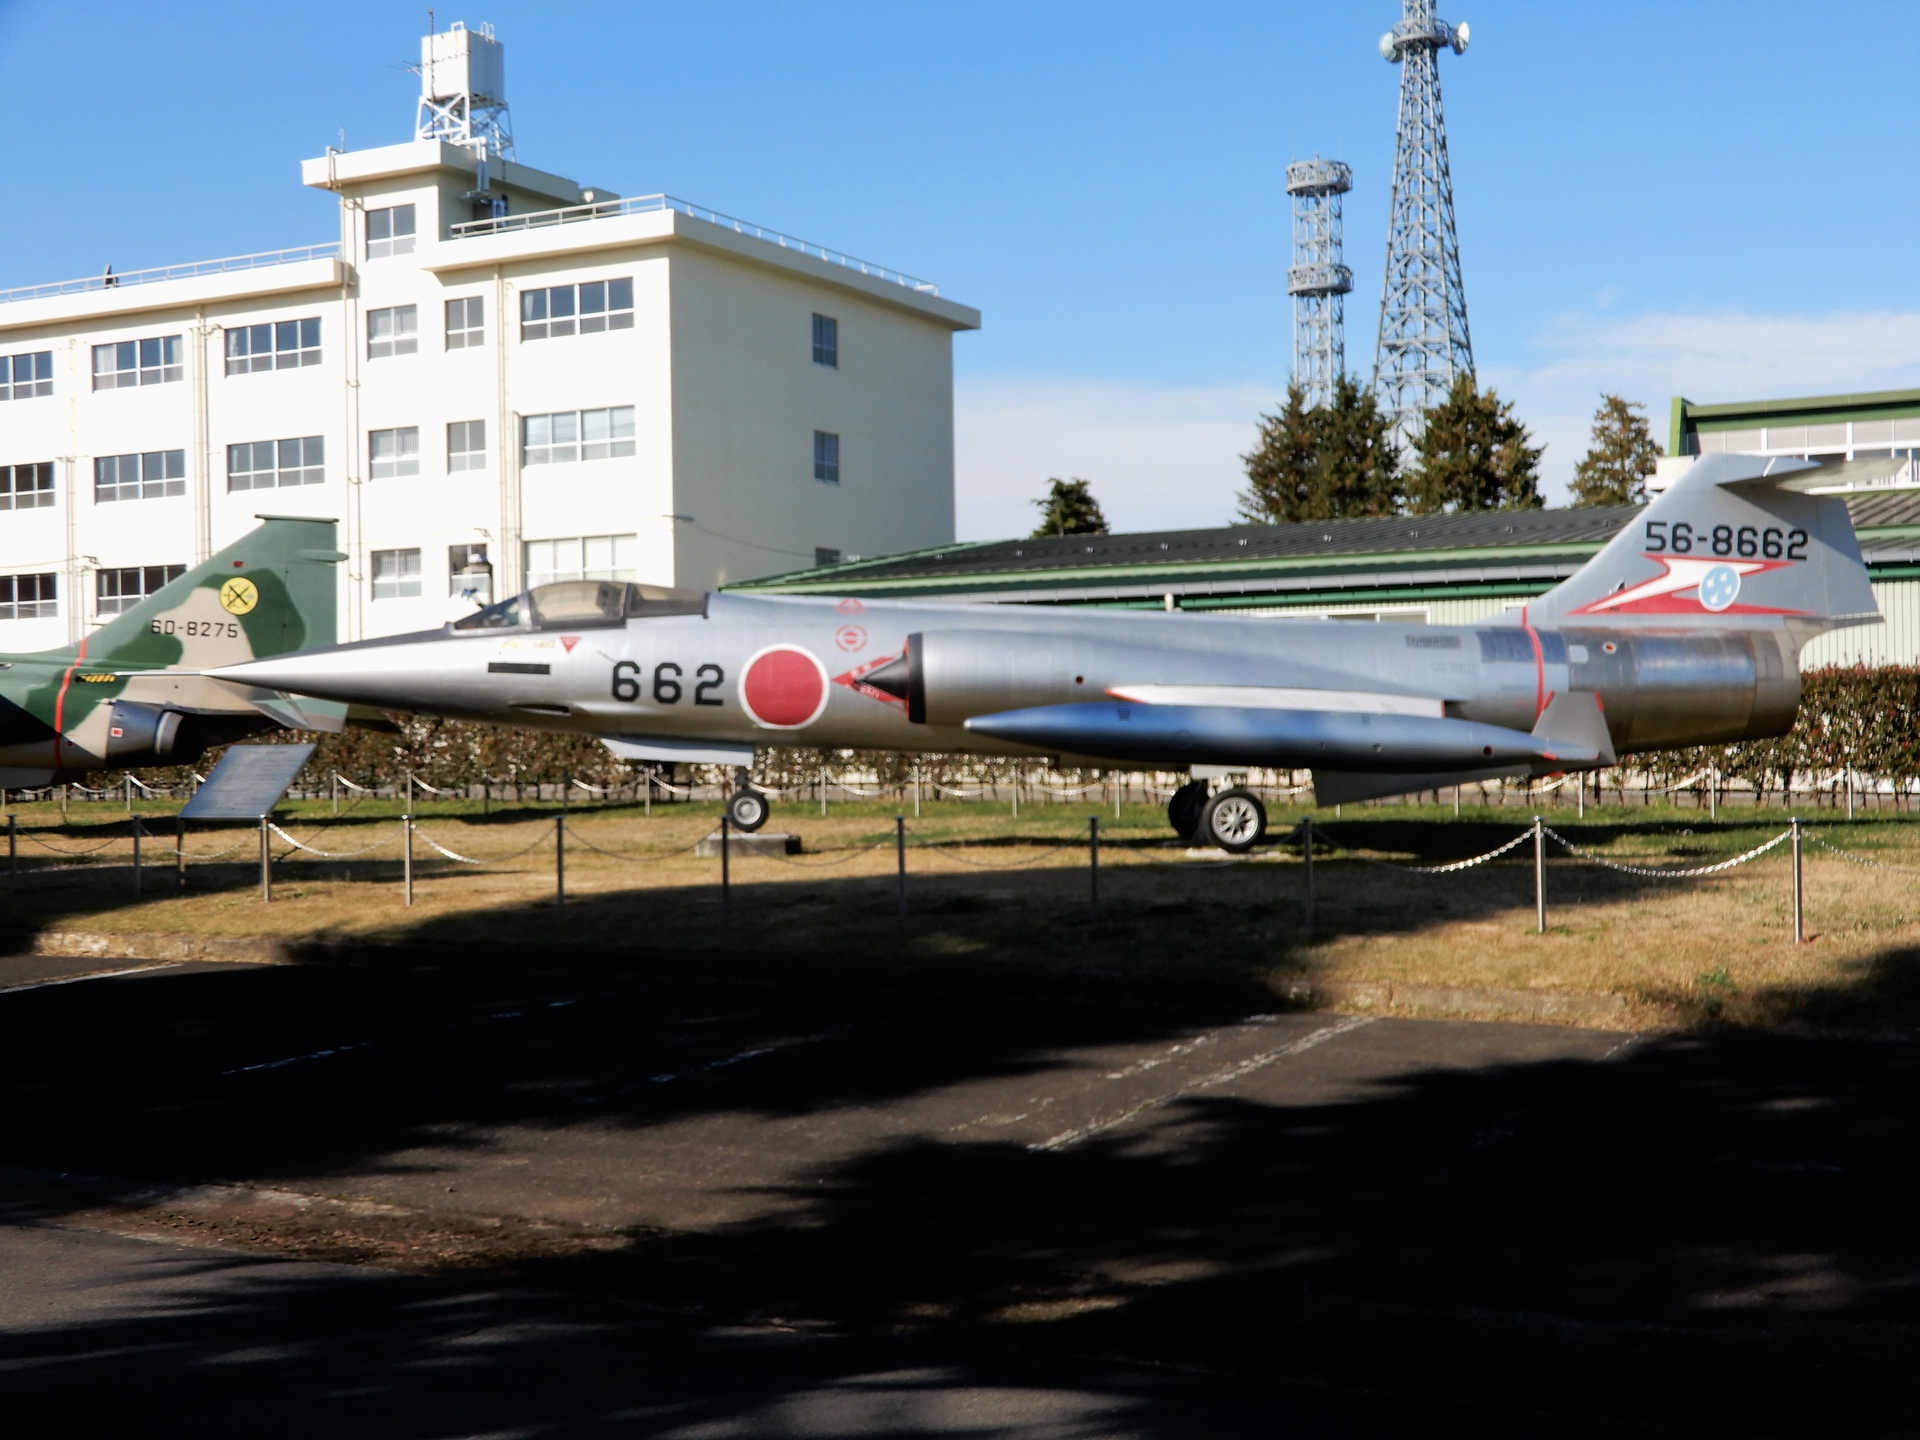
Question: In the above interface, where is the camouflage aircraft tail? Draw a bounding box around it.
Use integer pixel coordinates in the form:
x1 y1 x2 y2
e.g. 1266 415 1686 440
1524 453 1882 646
0 515 341 784
64 514 342 671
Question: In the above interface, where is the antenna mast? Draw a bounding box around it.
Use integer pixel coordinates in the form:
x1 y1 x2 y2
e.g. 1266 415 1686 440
1285 157 1353 410
1372 0 1472 436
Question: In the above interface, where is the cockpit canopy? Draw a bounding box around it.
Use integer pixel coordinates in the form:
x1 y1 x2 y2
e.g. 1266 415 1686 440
452 581 707 632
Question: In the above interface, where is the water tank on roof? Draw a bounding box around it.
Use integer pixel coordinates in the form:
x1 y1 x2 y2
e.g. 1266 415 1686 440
422 22 506 107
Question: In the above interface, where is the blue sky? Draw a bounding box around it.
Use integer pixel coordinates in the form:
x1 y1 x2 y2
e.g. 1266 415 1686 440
5 1 1917 536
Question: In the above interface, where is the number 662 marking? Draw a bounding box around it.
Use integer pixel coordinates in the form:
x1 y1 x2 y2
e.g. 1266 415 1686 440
611 660 725 705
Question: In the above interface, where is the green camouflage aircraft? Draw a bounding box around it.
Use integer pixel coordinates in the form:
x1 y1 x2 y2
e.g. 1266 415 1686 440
0 515 344 788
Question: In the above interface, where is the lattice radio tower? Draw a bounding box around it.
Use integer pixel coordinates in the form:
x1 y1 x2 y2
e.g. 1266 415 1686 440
1372 0 1473 435
1285 158 1353 410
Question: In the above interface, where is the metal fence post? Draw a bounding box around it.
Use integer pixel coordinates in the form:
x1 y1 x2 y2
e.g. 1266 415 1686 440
259 816 271 903
1791 816 1803 944
1710 766 1719 823
720 813 731 916
896 815 907 917
8 812 15 891
820 766 828 819
176 815 185 891
1089 814 1100 922
1534 815 1546 934
404 770 415 906
1302 819 1315 932
131 816 141 898
913 765 921 819
558 772 568 909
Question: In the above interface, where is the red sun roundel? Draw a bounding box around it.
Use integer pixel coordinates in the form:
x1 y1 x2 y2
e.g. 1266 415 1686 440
739 645 830 729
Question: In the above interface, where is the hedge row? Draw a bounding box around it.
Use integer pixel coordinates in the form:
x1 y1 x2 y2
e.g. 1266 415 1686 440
103 664 1920 800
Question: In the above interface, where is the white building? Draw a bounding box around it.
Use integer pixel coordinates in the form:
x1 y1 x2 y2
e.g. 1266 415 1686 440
0 22 978 652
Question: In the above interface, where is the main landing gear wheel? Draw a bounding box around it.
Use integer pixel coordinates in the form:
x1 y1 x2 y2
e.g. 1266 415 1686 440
726 788 770 832
1200 787 1267 854
1167 780 1210 842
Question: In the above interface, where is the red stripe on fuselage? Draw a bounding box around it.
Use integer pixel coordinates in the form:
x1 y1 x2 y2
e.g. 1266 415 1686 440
51 637 87 762
1521 608 1545 723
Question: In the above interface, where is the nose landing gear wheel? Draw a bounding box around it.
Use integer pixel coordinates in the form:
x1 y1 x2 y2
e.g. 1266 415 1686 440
1200 787 1266 854
1167 779 1210 842
726 788 770 832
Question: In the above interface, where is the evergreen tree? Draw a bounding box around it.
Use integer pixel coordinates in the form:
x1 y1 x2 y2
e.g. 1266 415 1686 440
1570 393 1661 507
1405 372 1544 514
1236 376 1401 524
1031 477 1109 537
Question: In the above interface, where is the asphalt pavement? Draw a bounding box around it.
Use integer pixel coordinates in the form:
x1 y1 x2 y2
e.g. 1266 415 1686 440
0 952 1912 1435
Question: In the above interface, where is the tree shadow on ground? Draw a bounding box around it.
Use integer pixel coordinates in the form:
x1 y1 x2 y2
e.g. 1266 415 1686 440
2 951 1920 1433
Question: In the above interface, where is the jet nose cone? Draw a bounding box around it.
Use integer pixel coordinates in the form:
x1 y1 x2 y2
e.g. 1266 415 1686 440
212 631 465 708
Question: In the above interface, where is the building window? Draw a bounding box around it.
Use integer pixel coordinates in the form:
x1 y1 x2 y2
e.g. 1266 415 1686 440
228 436 324 491
369 427 420 479
446 296 484 349
225 319 321 375
92 336 183 390
812 314 838 368
520 406 635 465
524 534 637 588
814 546 841 567
371 548 422 600
0 573 56 619
96 564 185 616
0 462 54 511
1 351 53 400
367 305 418 359
449 543 492 602
813 430 840 484
95 450 185 503
448 419 486 472
520 278 633 340
366 204 416 259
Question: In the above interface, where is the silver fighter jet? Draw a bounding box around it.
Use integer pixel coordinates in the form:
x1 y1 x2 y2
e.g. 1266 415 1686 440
216 455 1880 851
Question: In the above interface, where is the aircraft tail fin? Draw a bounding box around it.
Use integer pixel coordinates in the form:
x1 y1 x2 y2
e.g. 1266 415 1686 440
1525 454 1881 639
79 516 342 671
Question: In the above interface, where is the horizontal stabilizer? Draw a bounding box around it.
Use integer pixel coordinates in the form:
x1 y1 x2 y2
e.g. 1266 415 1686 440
600 735 756 767
965 701 1600 772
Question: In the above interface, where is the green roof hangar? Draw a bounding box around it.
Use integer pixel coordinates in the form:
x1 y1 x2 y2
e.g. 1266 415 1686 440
733 388 1920 669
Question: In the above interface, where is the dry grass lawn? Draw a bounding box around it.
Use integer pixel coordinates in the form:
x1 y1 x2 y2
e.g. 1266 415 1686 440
6 792 1919 1032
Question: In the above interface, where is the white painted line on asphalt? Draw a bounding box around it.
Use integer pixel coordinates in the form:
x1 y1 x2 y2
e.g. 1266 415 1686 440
0 962 186 995
647 1026 851 1084
1031 1015 1378 1153
224 1042 373 1076
1101 1013 1287 1081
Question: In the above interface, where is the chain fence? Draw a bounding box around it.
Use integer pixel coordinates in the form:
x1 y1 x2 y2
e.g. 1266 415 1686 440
5 785 1917 948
